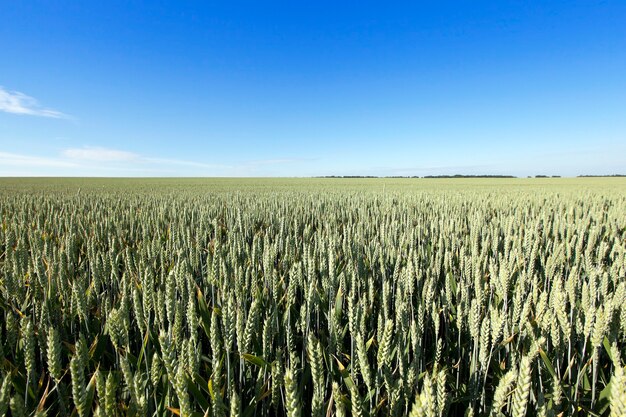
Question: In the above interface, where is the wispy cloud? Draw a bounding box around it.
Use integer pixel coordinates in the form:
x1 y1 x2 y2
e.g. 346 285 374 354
0 151 79 168
246 158 310 166
62 147 137 161
0 86 68 118
222 157 316 176
62 146 229 170
0 147 235 176
0 146 316 176
143 157 230 169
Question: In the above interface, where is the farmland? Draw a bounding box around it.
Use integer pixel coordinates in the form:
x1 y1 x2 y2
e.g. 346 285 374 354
0 177 625 416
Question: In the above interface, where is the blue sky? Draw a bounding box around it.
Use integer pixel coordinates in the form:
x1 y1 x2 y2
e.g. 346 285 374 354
1 1 625 177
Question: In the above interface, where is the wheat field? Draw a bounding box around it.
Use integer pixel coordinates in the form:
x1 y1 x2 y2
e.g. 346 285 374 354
0 178 625 416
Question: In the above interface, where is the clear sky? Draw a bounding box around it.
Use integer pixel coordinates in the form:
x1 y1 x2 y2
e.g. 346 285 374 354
1 1 625 177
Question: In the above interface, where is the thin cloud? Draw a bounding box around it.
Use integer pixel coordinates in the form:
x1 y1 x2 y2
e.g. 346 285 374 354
1 147 315 176
0 86 68 118
226 157 316 176
144 157 231 169
62 146 230 169
323 163 502 178
62 146 138 161
0 151 78 168
245 158 311 166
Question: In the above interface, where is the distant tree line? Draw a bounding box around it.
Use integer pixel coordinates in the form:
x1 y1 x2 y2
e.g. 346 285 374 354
315 174 626 179
577 174 626 177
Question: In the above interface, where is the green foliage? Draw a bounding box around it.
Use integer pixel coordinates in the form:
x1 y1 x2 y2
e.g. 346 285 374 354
0 177 625 416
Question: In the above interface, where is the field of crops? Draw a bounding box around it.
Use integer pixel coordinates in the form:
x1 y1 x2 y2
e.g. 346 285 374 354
0 178 625 417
